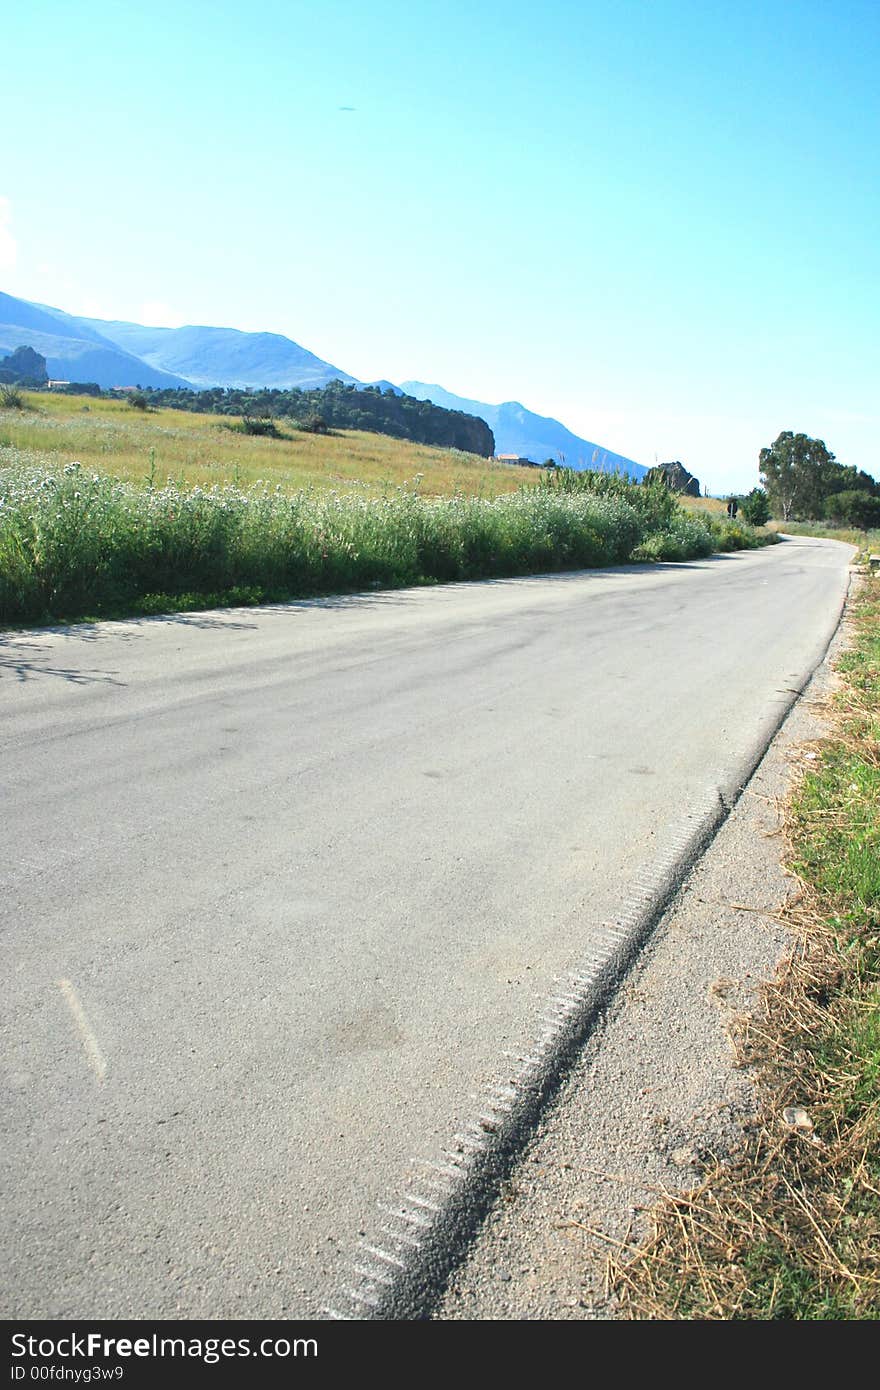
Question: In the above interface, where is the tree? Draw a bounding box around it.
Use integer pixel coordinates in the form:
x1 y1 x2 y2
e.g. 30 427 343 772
827 463 878 495
759 431 839 521
740 487 770 527
823 491 880 529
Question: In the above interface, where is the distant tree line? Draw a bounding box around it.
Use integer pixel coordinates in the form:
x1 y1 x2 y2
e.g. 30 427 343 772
137 381 496 456
760 431 880 527
54 380 103 396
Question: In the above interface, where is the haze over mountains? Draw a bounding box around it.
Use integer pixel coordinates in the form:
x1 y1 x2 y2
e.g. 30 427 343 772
0 289 644 476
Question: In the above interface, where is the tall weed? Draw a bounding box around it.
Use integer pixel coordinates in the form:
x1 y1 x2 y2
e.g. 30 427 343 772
0 459 775 624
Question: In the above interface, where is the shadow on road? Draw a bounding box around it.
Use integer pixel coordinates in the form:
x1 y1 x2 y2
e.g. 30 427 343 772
0 636 126 686
0 548 770 664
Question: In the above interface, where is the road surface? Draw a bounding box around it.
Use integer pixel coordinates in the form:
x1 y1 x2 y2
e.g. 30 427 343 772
0 536 851 1317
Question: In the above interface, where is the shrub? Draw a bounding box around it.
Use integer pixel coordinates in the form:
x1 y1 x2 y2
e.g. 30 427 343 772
0 384 25 409
237 414 281 438
634 532 687 563
633 511 715 562
300 413 329 435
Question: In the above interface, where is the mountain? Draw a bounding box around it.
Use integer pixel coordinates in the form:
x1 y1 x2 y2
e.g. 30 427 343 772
0 292 352 391
400 381 646 479
78 318 355 390
0 292 192 389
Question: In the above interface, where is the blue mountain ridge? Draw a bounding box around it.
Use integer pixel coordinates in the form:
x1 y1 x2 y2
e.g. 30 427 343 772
0 293 192 389
77 318 356 390
400 381 645 479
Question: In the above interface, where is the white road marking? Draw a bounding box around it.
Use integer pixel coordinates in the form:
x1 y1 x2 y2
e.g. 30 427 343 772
58 979 107 1082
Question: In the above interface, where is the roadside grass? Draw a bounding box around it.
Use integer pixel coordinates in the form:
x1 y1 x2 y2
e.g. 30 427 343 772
770 520 880 561
537 466 776 562
0 394 776 626
0 461 676 624
611 573 880 1320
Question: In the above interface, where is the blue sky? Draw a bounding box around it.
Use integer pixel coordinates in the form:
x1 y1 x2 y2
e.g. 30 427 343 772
2 0 878 491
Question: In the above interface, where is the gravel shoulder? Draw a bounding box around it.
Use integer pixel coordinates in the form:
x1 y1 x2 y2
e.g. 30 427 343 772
437 584 852 1320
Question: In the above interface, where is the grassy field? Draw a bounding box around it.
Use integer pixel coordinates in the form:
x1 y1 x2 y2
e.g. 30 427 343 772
613 572 880 1320
0 391 527 498
679 493 729 515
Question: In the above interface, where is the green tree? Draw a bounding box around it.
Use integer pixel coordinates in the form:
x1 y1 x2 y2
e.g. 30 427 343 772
759 431 839 521
740 487 770 526
823 491 880 529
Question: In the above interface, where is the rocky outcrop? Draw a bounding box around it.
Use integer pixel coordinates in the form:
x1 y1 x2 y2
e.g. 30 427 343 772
645 460 701 497
0 345 48 385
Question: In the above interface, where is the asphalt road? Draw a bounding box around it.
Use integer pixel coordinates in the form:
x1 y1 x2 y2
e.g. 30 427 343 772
1 537 852 1318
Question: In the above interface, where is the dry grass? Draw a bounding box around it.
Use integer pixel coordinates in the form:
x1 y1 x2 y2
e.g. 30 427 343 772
0 392 528 499
609 575 880 1320
679 494 729 516
767 520 880 560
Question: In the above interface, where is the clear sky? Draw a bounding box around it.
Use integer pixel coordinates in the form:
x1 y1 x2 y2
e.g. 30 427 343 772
2 0 877 492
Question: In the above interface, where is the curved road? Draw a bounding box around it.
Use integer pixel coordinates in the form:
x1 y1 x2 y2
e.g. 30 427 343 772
1 536 851 1317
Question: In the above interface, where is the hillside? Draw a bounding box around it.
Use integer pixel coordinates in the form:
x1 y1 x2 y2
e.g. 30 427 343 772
0 390 519 497
401 380 646 479
140 381 495 456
